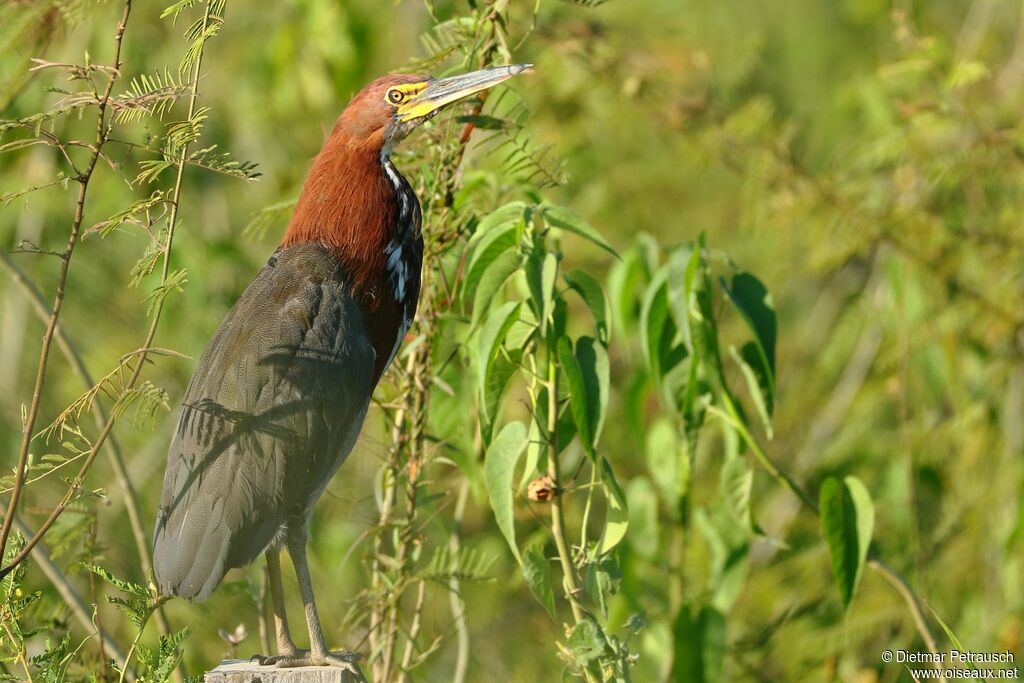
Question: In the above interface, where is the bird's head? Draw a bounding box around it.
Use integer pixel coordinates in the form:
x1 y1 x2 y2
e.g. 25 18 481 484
335 64 532 151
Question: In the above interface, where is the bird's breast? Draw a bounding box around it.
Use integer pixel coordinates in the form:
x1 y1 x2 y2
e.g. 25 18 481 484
363 158 423 383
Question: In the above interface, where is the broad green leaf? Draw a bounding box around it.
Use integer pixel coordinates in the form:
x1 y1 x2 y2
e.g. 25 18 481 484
467 201 526 248
665 244 698 351
719 456 753 530
484 421 528 563
576 337 609 448
540 203 617 258
672 604 726 683
723 272 776 432
639 270 672 381
597 457 629 555
607 244 649 336
722 272 776 377
521 545 556 619
558 337 594 455
464 223 518 302
819 475 875 610
476 301 521 399
564 269 611 345
688 235 726 390
504 305 539 351
480 352 520 445
471 248 521 328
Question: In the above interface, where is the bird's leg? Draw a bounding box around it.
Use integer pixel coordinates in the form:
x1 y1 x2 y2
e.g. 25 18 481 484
251 548 308 665
269 524 364 678
268 548 301 656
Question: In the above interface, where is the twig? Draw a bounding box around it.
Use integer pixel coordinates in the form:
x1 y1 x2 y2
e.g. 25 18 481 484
546 350 586 624
10 514 129 675
0 250 181 680
397 579 427 682
446 480 471 683
0 0 134 567
0 0 213 601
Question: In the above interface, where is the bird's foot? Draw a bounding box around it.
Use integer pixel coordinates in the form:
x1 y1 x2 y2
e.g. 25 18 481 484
270 650 365 678
249 648 309 665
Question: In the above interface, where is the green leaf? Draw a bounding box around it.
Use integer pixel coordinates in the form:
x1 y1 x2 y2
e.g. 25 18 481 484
723 272 776 433
665 243 698 351
470 201 525 245
606 244 648 336
687 235 726 390
719 457 753 530
558 337 609 457
521 545 556 619
538 251 558 334
639 270 673 382
464 222 518 303
577 337 609 448
927 603 966 651
583 556 621 618
729 345 774 439
558 336 593 454
82 563 149 597
480 351 520 445
476 301 521 400
540 203 617 258
672 604 726 683
564 269 611 345
471 248 521 329
597 457 629 555
484 421 528 564
819 475 875 610
567 620 606 665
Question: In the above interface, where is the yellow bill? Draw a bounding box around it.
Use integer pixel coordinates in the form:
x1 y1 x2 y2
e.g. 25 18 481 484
393 64 533 123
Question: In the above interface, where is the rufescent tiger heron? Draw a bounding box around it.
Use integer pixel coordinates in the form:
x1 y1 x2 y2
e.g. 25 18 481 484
152 64 531 672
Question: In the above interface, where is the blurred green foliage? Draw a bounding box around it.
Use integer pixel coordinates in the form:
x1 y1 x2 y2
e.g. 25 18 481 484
2 0 1023 681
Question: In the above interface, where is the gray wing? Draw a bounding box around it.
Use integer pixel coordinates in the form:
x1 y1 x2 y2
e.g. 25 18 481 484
153 244 375 601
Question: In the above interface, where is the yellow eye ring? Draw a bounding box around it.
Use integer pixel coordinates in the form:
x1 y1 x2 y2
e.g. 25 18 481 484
387 88 405 104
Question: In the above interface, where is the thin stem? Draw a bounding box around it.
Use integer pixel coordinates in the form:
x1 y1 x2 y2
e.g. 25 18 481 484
0 253 179 654
117 615 150 683
0 0 214 582
397 579 427 682
10 514 128 670
546 348 584 624
447 480 471 683
0 0 133 565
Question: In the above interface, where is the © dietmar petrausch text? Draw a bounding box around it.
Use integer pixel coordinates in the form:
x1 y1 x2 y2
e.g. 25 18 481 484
881 649 1020 679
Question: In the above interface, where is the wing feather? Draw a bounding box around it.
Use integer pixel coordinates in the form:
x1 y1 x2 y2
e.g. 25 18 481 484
153 244 374 600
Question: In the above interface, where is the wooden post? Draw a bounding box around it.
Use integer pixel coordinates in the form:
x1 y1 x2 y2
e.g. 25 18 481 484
204 660 359 683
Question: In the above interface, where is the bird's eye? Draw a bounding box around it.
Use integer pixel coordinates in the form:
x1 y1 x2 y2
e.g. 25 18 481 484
387 88 405 104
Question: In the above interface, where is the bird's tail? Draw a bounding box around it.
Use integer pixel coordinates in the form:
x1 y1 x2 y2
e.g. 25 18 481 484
152 506 232 602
